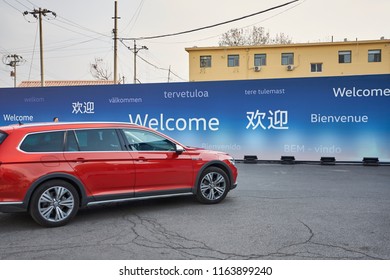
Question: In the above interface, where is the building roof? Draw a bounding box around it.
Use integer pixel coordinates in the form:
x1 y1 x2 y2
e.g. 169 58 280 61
18 80 116 88
185 39 390 52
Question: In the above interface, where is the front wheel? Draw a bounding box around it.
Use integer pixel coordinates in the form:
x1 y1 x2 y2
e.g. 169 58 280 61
29 180 79 227
196 167 229 204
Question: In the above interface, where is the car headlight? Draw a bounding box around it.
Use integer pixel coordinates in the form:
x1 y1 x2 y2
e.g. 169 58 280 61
228 158 236 166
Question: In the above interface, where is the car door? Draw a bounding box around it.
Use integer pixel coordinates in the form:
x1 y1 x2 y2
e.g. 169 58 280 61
121 128 194 196
63 129 135 198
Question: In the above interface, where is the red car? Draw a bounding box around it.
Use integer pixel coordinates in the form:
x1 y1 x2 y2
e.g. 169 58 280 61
0 122 237 227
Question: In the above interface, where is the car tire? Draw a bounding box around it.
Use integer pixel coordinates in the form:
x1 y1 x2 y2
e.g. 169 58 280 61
29 180 79 227
196 167 230 204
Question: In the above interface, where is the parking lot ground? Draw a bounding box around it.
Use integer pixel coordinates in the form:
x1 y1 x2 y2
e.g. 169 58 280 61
0 163 389 260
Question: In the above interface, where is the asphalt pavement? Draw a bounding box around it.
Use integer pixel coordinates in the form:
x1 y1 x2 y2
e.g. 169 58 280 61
0 163 389 260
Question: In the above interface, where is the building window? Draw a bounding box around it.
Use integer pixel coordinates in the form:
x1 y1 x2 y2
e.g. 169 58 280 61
311 63 323 72
281 53 294 65
228 55 239 67
339 51 351 63
368 49 381 62
200 55 212 68
254 54 267 66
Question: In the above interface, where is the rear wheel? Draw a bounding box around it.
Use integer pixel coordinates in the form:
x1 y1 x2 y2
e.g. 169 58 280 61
29 180 79 227
196 167 229 204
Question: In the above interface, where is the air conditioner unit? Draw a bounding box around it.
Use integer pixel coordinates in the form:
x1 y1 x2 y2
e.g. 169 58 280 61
286 65 294 71
254 66 261 72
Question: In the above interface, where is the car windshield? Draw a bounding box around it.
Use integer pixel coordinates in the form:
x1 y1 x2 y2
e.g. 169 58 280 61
0 131 7 145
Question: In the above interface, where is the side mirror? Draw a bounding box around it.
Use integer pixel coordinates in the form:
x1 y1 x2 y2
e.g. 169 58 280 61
175 144 185 154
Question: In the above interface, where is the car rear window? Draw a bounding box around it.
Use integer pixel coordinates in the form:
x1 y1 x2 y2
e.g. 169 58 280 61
0 131 7 145
20 131 65 152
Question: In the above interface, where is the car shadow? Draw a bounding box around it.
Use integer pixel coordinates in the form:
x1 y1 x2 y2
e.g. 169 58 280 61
76 194 198 221
0 194 234 230
0 212 38 231
0 195 197 230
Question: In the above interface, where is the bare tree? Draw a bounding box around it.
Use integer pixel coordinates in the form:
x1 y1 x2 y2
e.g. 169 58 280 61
218 28 248 46
90 58 112 80
219 26 292 46
270 32 292 44
250 27 271 45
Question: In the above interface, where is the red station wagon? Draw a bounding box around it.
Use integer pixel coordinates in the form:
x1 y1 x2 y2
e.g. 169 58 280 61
0 122 238 227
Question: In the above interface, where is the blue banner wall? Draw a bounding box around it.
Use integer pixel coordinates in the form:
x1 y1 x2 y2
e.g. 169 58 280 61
1 74 389 161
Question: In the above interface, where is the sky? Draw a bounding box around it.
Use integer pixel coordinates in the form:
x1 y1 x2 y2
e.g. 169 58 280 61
0 0 389 88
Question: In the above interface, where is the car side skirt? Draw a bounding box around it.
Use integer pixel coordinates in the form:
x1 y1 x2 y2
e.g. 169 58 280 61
87 189 193 206
0 202 25 213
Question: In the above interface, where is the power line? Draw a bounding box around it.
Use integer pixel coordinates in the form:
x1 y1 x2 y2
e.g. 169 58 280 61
26 0 36 7
0 45 11 55
151 0 305 45
121 0 145 35
15 0 31 10
44 20 110 47
21 0 111 38
3 0 24 13
56 16 111 38
121 0 299 40
28 21 39 82
123 0 302 47
137 54 186 82
119 40 186 82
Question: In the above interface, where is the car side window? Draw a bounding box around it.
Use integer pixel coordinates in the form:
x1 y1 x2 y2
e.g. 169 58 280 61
20 131 65 152
74 129 121 151
122 129 176 151
0 131 7 144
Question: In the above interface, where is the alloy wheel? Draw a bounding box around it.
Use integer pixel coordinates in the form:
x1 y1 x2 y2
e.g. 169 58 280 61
38 186 75 222
200 171 227 201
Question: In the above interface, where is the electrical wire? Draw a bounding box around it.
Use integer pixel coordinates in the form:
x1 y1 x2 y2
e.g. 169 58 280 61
148 0 306 45
0 45 11 56
121 0 145 35
136 54 187 82
18 0 111 38
28 22 38 82
2 0 301 85
14 0 31 10
119 40 187 82
44 49 110 60
121 0 299 40
2 0 24 13
56 16 111 38
44 20 111 48
25 0 36 7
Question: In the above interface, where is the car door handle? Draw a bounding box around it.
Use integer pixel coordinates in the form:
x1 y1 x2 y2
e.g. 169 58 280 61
136 157 146 162
76 157 86 163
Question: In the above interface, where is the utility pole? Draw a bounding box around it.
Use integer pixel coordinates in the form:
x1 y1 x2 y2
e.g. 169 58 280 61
24 8 56 87
128 40 148 84
2 54 26 88
112 1 120 84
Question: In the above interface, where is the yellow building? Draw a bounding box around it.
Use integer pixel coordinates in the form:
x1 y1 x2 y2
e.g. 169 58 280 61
186 39 390 81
